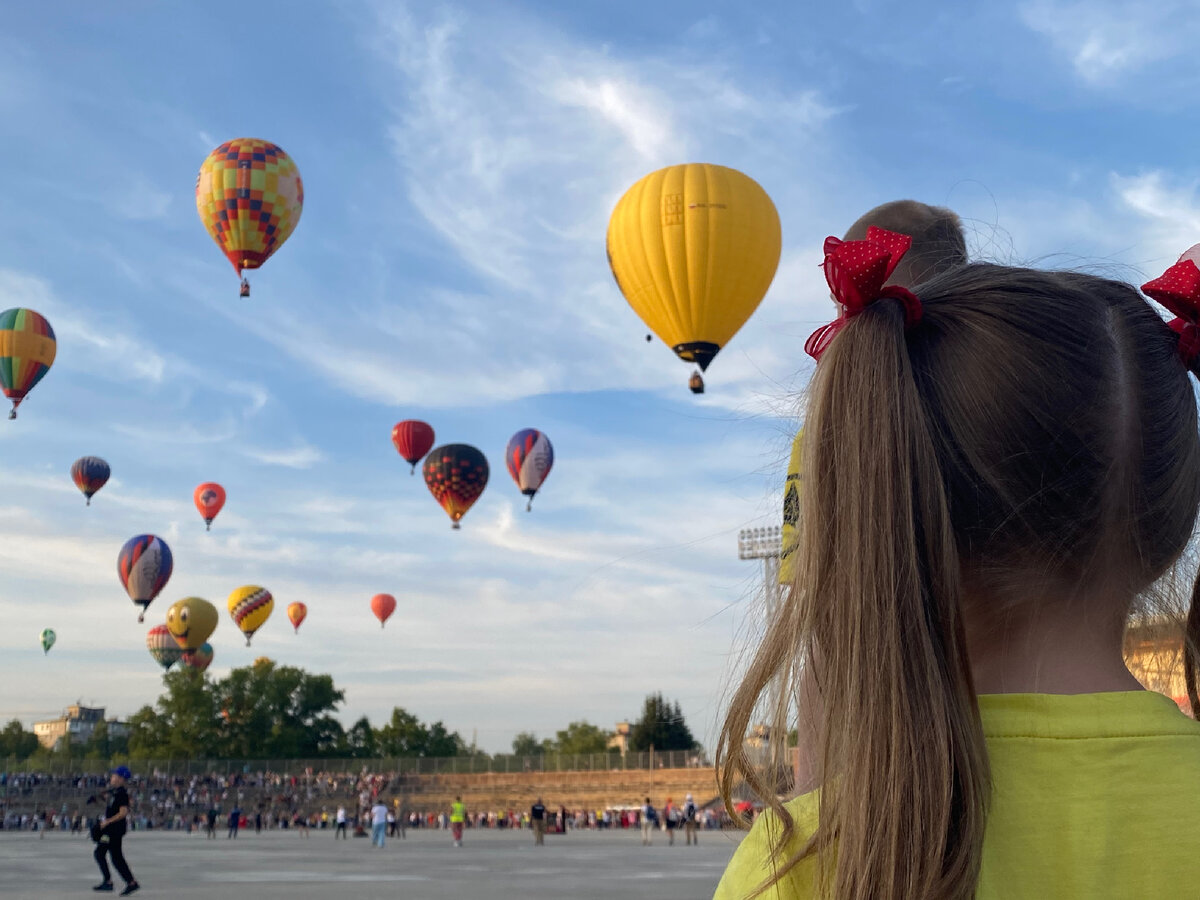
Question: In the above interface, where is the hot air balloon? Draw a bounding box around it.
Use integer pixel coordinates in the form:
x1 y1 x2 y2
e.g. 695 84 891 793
0 308 56 419
606 164 781 390
392 420 435 474
370 593 396 629
423 444 489 529
165 597 219 651
71 457 111 505
287 601 307 634
194 482 226 531
118 535 173 623
196 139 303 296
40 628 56 655
228 585 273 646
181 643 213 672
505 429 554 512
781 427 803 587
147 624 184 671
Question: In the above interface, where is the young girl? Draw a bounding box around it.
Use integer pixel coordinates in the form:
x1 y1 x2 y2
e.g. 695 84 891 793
717 231 1200 899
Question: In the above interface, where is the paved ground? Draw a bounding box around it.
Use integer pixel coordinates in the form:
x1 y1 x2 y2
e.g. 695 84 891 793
0 827 744 899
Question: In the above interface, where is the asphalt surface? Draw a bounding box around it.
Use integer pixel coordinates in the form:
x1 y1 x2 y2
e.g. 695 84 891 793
0 826 744 898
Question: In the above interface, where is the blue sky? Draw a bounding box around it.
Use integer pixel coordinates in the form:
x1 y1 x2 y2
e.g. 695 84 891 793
2 0 1198 753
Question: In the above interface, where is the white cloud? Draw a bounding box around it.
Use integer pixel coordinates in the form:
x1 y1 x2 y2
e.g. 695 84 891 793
241 442 325 469
1018 0 1194 83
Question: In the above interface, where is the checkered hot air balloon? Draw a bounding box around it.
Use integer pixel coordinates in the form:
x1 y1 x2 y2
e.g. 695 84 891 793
118 535 173 623
505 429 554 512
228 585 274 646
423 444 489 529
71 457 111 506
196 139 303 297
0 308 55 419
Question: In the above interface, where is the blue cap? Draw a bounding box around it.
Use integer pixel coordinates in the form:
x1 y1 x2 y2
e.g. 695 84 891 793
112 766 131 779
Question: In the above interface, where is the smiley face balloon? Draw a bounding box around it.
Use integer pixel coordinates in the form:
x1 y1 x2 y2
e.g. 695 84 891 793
165 597 219 651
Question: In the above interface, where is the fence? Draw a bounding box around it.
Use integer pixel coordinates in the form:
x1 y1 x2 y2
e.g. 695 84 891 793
2 748 706 779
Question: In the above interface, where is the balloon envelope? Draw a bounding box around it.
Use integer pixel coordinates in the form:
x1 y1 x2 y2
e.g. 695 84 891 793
196 139 303 279
505 429 554 510
423 444 489 528
165 597 219 650
147 624 184 671
194 482 226 530
40 628 56 655
287 601 307 634
181 643 213 672
118 535 173 623
606 164 780 378
392 420 435 473
228 585 274 645
371 593 396 628
71 457 111 505
0 307 56 419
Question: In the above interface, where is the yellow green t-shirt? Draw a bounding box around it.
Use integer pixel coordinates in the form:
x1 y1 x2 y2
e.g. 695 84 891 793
715 691 1200 899
450 802 465 824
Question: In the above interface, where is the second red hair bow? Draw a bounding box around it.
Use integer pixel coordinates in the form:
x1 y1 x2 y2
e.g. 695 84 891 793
805 226 924 360
1141 258 1200 365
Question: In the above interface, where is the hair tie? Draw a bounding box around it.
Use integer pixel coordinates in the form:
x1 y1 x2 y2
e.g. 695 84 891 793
805 226 924 360
1141 260 1200 365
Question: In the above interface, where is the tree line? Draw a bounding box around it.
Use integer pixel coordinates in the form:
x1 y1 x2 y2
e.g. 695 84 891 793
0 662 699 763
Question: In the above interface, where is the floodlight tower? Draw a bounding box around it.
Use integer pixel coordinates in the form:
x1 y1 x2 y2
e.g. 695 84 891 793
738 526 784 755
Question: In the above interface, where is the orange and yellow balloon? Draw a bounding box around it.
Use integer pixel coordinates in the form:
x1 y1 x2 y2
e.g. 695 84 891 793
0 308 56 419
196 139 303 294
606 164 781 388
287 601 307 635
228 585 274 646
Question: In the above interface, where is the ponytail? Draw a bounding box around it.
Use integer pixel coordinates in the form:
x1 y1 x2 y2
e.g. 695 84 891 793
718 299 989 899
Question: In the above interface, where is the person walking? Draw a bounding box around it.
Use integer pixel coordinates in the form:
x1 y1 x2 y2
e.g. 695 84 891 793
450 796 466 847
531 797 546 846
641 798 656 846
664 798 679 846
370 800 388 848
91 766 139 895
334 805 347 839
227 804 241 839
205 804 217 839
683 794 698 846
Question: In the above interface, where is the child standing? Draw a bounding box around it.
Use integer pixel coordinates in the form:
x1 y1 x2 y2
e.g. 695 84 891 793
718 236 1200 899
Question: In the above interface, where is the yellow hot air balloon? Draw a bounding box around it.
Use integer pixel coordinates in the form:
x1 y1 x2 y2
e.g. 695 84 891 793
780 427 803 587
606 164 781 389
228 585 274 646
165 597 219 651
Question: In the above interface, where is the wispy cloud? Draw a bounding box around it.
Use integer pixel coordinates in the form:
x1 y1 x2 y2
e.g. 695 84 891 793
241 442 325 469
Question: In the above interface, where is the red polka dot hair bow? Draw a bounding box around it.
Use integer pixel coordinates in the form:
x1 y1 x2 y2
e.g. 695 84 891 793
1141 258 1200 365
804 226 924 360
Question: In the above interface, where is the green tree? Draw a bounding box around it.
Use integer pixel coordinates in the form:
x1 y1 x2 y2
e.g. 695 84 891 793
344 716 377 758
628 693 698 752
0 719 39 760
511 731 542 756
554 721 611 755
425 721 464 758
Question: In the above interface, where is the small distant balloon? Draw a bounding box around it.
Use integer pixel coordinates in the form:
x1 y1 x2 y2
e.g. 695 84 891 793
371 593 396 629
505 429 554 512
194 482 226 531
118 535 173 623
392 420 436 475
228 585 274 646
0 307 56 419
181 643 213 672
71 457 111 506
287 601 307 634
165 597 219 650
40 628 56 655
423 444 489 529
147 624 184 671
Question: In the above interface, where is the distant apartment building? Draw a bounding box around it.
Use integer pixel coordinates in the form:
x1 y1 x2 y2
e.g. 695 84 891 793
32 705 128 750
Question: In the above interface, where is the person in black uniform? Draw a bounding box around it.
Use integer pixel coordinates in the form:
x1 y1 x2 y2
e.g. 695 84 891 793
93 766 139 895
530 798 546 846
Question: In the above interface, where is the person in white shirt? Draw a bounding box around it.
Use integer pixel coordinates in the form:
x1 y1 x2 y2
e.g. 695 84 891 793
335 806 347 839
371 802 389 848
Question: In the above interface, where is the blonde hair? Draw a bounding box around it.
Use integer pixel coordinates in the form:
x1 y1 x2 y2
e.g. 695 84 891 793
718 264 1200 899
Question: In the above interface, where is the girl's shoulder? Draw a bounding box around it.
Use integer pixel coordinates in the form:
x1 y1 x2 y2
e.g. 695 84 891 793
714 792 823 900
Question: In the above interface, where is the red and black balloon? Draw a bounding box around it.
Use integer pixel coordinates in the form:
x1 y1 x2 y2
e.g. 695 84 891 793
423 444 488 529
